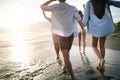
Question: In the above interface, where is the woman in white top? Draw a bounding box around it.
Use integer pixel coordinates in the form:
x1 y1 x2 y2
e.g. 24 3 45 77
83 0 114 70
41 0 85 79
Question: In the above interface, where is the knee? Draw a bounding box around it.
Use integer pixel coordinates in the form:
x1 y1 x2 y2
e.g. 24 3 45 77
92 43 97 48
83 41 86 44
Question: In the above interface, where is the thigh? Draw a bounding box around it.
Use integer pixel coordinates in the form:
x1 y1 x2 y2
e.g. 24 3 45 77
82 33 86 42
92 36 99 47
99 37 106 47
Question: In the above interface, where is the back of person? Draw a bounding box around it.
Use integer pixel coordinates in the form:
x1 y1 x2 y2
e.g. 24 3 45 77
41 1 85 80
88 1 111 26
83 0 115 72
83 0 114 37
50 3 80 37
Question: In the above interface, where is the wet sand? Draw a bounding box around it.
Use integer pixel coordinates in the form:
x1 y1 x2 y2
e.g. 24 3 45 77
34 30 120 80
35 46 120 80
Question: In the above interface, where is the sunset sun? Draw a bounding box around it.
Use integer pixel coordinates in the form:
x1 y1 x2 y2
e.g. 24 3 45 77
0 6 33 31
0 0 44 31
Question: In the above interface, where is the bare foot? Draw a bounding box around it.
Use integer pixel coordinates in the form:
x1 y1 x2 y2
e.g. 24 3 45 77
96 59 105 70
62 65 68 73
100 59 105 69
96 61 101 69
57 58 63 66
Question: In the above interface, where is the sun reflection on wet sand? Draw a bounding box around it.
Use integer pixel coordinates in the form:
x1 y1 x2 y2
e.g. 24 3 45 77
10 32 30 64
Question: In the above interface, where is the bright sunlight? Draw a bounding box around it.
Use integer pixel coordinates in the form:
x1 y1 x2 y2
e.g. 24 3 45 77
2 7 29 31
10 32 30 63
0 0 44 31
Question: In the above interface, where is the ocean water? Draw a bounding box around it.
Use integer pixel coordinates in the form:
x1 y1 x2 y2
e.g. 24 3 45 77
0 31 56 80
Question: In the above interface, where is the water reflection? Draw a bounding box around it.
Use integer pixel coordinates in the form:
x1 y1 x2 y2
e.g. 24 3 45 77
10 32 30 63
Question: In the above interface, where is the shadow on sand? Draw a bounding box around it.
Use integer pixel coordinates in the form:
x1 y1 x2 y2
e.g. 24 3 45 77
79 52 120 80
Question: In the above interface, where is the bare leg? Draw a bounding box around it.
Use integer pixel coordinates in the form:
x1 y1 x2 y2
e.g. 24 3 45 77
53 42 60 59
99 37 106 69
92 36 102 60
60 33 75 80
53 42 63 66
92 36 103 68
82 32 86 54
62 49 75 80
99 37 106 59
52 33 60 59
78 32 81 52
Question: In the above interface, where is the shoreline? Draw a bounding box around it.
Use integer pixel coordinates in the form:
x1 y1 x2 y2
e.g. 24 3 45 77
73 30 120 51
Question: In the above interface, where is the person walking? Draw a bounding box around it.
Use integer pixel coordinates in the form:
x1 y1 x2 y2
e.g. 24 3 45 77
78 10 86 54
83 0 114 70
41 0 85 79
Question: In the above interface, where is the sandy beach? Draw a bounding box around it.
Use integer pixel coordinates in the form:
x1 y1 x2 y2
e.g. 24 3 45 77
34 29 120 80
0 25 120 80
34 46 120 80
0 0 120 79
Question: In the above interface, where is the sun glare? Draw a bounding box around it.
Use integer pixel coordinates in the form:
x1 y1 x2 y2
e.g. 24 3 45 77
0 4 42 31
3 7 30 31
10 32 30 63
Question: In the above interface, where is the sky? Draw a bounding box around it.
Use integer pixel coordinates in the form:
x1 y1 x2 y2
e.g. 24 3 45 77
0 0 120 29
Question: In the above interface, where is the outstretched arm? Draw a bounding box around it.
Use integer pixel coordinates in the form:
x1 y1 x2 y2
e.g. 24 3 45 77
42 10 51 22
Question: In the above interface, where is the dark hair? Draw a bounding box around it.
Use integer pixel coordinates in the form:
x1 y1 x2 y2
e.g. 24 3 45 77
78 11 83 18
90 0 107 19
58 0 66 2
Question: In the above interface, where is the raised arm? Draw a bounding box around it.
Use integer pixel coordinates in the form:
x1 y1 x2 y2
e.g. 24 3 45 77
42 10 51 22
40 0 56 9
40 0 56 21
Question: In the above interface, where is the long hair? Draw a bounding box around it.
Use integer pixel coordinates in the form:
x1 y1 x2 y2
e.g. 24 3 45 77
90 0 107 19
